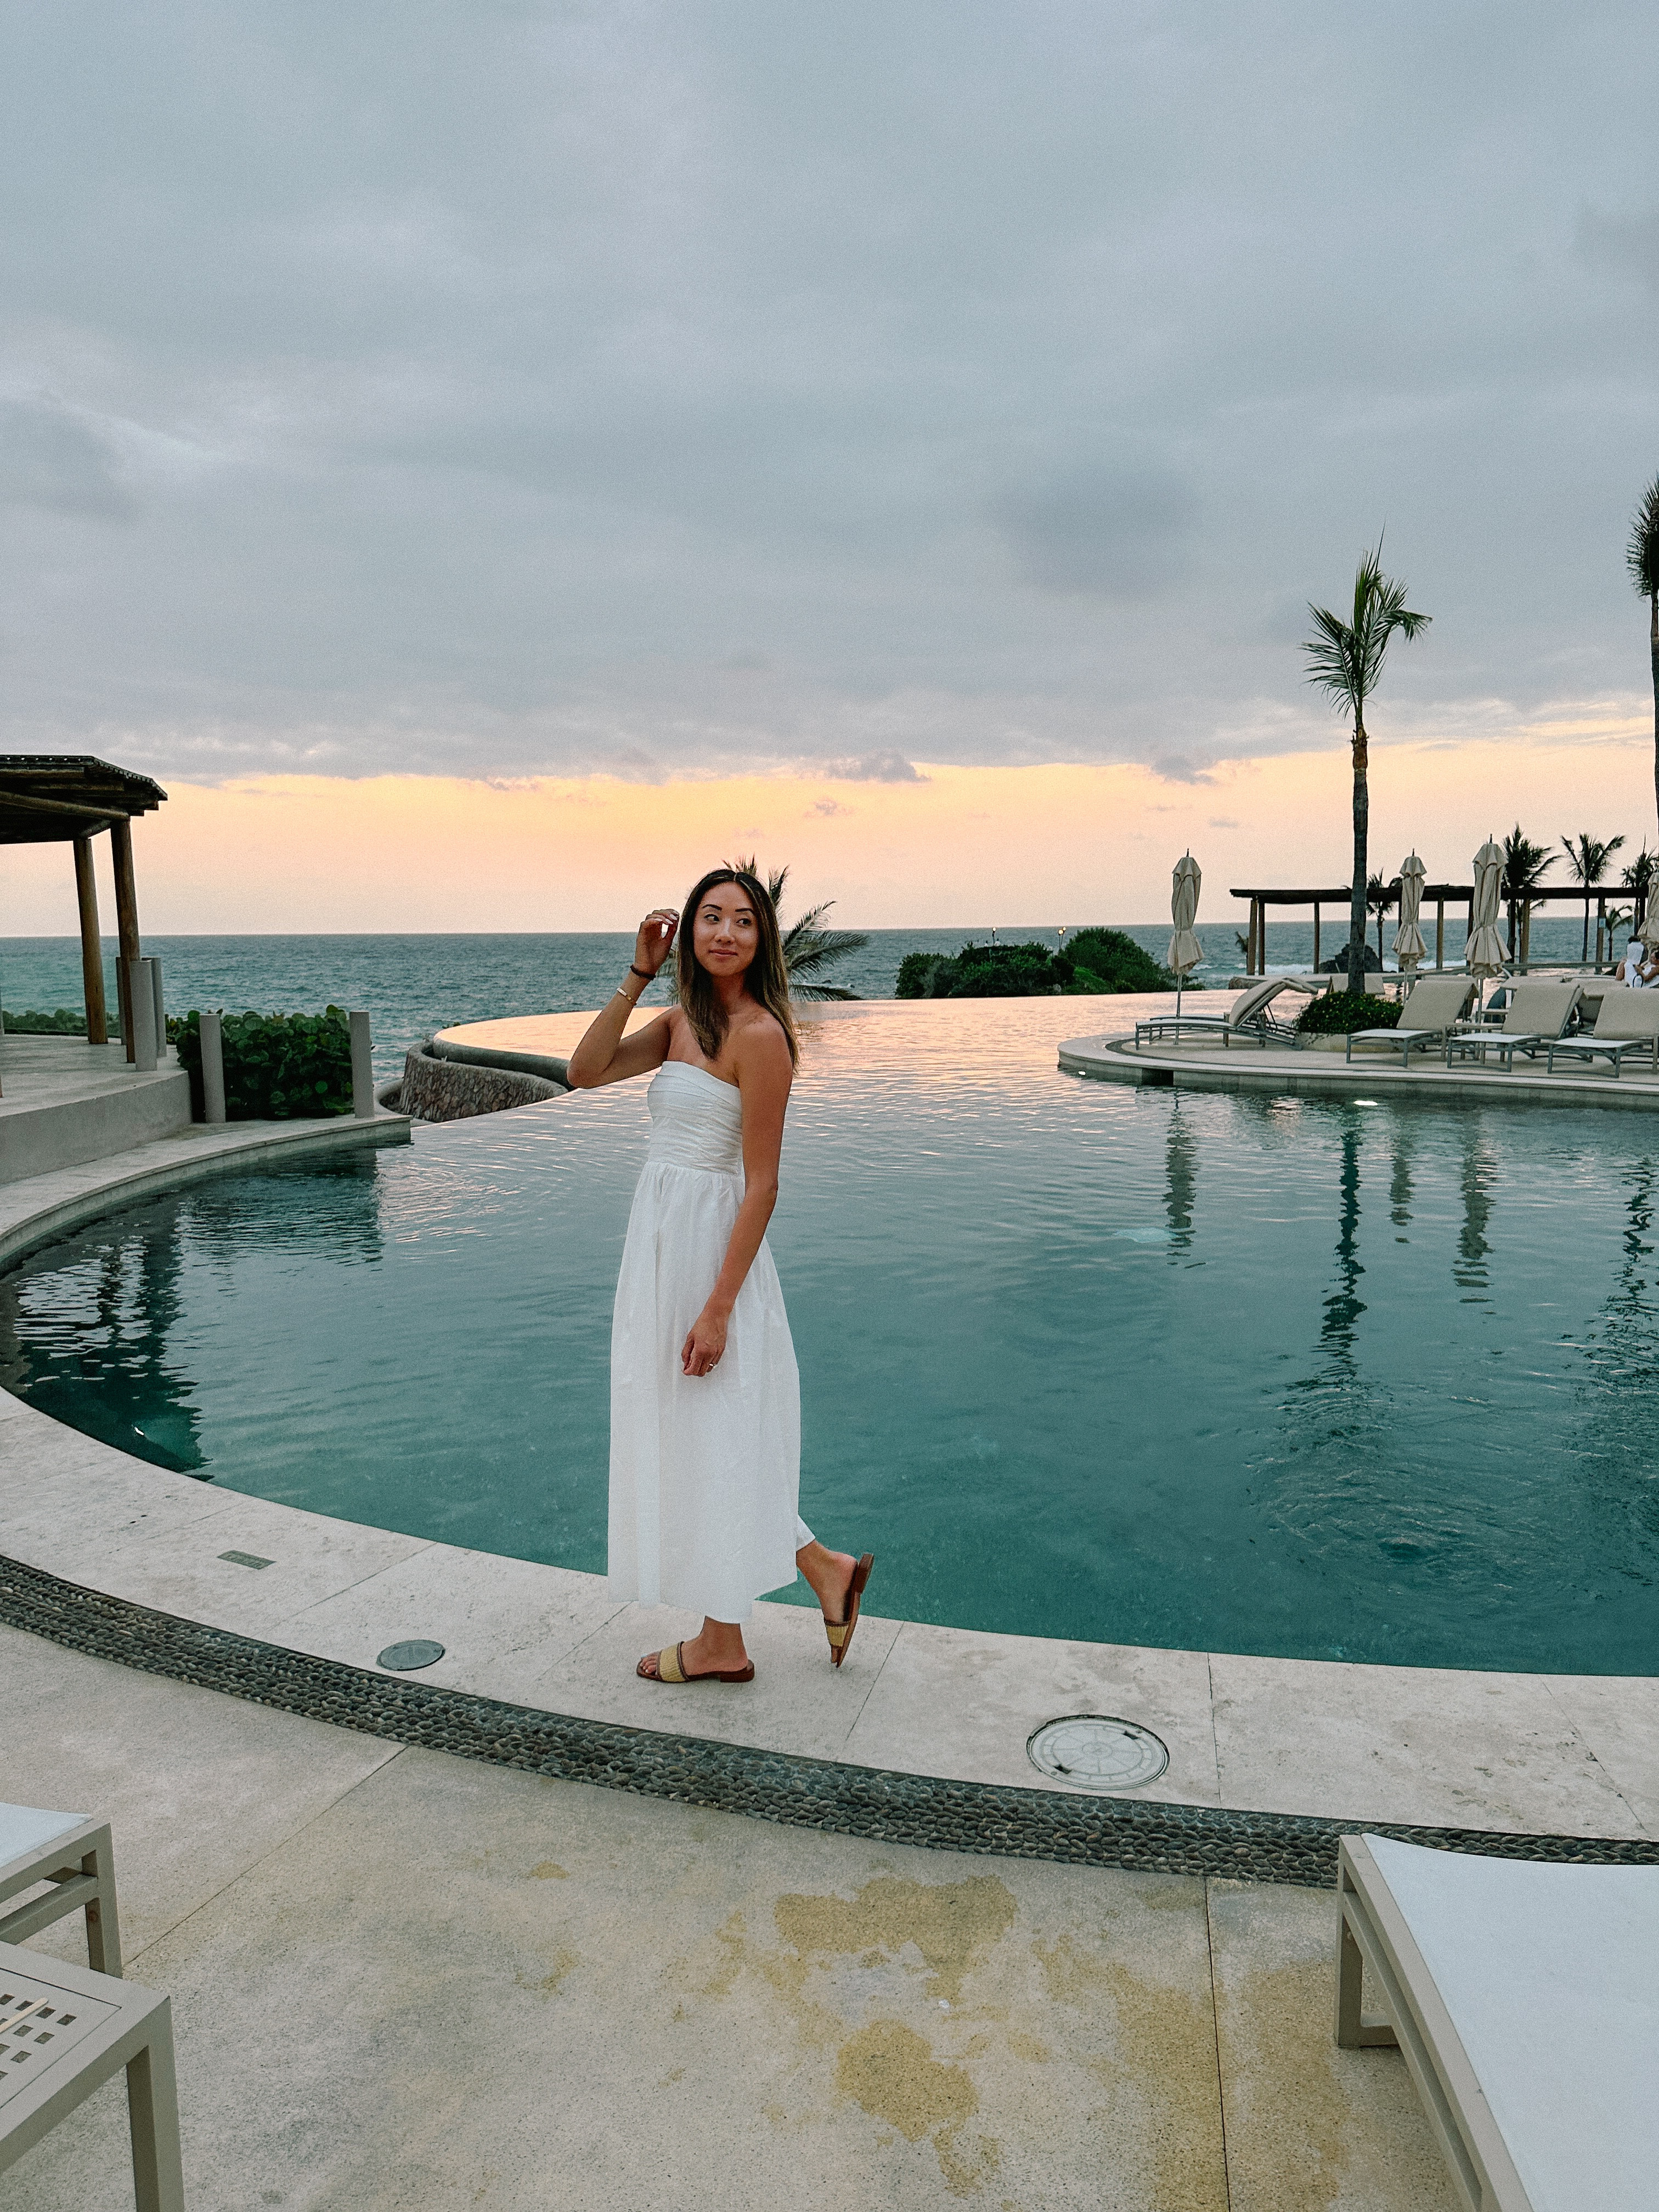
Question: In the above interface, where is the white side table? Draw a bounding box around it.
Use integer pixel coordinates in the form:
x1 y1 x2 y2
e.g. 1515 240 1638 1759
0 1938 184 2210
0 1806 123 1976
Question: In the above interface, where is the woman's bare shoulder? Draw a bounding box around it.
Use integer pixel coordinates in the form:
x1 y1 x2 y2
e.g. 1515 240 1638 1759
731 1005 793 1074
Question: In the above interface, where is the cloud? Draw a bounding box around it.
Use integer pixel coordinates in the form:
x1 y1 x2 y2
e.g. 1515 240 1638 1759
0 398 136 519
1207 816 1240 828
822 754 928 783
0 5 1655 781
1574 206 1659 295
808 797 849 815
992 462 1198 597
1150 755 1215 786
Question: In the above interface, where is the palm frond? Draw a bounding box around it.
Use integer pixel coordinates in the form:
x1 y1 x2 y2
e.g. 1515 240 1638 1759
1302 543 1430 718
1628 475 1659 599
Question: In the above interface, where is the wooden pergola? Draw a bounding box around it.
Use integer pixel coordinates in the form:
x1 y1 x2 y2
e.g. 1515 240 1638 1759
1 754 167 1058
1232 881 1629 976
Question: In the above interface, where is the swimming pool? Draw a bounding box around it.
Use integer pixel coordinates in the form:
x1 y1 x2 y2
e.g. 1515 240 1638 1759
4 1001 1656 1674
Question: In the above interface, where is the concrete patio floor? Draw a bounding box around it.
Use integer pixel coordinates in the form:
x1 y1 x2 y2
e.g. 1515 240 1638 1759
3 1622 1457 2211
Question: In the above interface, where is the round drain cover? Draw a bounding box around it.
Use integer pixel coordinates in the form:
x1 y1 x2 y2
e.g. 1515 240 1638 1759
1027 1714 1169 1792
377 1639 445 1671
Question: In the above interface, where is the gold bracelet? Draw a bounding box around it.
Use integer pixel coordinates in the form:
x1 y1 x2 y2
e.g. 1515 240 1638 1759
613 988 641 1005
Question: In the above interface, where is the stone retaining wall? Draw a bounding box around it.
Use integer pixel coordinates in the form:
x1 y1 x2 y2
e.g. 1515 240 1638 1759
393 1045 567 1123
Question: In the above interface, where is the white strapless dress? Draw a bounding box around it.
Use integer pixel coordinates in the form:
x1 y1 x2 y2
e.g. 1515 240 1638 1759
608 1060 810 1623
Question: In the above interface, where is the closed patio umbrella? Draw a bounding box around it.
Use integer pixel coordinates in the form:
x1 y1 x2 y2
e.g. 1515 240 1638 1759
1168 853 1203 1016
1465 836 1507 999
1393 853 1428 978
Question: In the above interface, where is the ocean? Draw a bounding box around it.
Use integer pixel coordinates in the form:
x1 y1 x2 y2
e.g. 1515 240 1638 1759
0 915 1615 1080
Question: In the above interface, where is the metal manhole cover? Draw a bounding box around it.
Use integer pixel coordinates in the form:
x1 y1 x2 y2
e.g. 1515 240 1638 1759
377 1639 445 1671
1026 1714 1169 1792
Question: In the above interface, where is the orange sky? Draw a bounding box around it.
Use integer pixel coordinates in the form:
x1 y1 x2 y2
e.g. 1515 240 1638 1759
3 718 1654 938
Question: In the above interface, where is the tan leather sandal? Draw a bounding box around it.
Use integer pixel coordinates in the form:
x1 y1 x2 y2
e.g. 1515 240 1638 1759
825 1554 875 1669
639 1643 755 1684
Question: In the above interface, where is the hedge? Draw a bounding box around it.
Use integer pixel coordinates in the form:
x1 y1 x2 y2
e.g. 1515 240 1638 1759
895 932 1185 1000
1294 991 1401 1036
173 1007 356 1120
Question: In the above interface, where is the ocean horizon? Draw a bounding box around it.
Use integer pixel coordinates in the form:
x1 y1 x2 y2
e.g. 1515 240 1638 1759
0 914 1613 1080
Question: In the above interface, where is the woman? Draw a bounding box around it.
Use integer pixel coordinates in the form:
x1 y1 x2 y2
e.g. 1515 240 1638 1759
566 867 874 1685
1616 937 1657 988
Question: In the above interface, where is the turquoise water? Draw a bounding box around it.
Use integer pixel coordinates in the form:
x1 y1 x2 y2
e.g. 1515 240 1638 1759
4 1000 1657 1673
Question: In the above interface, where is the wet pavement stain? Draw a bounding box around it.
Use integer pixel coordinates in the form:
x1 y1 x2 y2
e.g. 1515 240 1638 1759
836 2022 1002 2199
773 1873 1018 2002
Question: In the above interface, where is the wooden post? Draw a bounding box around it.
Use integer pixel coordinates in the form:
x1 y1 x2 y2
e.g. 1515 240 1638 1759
1520 901 1532 973
110 816 140 1063
1312 902 1321 972
1253 898 1264 974
73 834 108 1045
1435 899 1445 970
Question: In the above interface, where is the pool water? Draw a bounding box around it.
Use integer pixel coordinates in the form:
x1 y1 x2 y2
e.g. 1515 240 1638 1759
4 1001 1657 1674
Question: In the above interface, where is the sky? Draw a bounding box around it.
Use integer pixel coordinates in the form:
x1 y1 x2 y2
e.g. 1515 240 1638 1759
4 2 1658 931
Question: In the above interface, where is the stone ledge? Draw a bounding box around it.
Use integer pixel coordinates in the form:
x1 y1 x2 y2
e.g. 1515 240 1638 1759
394 1044 568 1122
3 1553 1654 1890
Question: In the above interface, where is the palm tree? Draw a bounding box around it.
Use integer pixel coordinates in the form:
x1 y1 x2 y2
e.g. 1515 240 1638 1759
1365 871 1395 965
1621 842 1658 937
1628 476 1659 831
725 857 871 999
1303 544 1431 994
1560 831 1626 961
1500 826 1555 961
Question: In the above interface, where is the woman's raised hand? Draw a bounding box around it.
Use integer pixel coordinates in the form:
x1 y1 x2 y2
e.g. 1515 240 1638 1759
633 908 679 977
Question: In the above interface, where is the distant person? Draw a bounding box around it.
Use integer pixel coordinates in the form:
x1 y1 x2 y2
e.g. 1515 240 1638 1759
566 868 874 1686
1615 938 1658 988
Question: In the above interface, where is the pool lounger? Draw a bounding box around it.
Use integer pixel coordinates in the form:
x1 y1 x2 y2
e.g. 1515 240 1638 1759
1344 974 1476 1068
1335 1833 1659 2212
1135 974 1323 1052
1442 979 1584 1073
1546 987 1659 1076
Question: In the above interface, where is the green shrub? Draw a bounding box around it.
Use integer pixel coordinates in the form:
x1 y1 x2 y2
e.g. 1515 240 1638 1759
0 1006 123 1036
173 1007 355 1120
1294 992 1401 1036
1066 927 1185 994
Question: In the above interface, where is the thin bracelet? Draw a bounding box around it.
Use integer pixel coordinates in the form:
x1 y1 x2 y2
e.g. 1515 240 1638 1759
613 988 642 1004
629 963 652 980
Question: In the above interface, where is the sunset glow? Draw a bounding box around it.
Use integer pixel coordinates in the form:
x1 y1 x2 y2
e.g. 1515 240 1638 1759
4 715 1652 940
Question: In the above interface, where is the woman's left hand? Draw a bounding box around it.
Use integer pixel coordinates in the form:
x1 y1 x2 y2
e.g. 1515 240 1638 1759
682 1306 728 1377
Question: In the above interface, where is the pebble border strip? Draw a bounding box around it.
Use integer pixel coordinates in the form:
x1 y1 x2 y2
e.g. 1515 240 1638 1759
5 1552 1656 1890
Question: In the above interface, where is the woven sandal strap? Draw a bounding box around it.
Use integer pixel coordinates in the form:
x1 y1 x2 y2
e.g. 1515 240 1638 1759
658 1643 686 1682
825 1621 849 1646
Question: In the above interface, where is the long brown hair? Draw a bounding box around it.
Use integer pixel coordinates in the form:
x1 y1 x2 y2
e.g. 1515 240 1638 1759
676 867 799 1067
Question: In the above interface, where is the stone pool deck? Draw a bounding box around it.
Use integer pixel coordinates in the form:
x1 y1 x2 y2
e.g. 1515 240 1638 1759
1059 1017 1659 1110
3 1622 1461 2212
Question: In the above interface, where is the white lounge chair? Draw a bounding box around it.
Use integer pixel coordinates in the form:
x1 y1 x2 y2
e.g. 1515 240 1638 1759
1546 987 1659 1077
1135 974 1326 1051
0 1937 183 2211
1344 974 1476 1068
1336 1833 1659 2211
0 1805 122 1976
1442 979 1583 1072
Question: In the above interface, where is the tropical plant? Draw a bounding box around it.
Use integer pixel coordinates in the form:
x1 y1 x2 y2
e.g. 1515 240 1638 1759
1560 831 1627 960
172 1007 354 1120
1628 476 1659 831
1065 927 1179 992
721 858 870 1000
1365 871 1395 963
1303 544 1431 995
1499 827 1555 959
1621 842 1659 935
